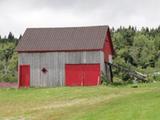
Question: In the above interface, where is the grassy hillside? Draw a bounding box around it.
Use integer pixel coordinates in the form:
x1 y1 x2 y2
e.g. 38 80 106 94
0 83 160 120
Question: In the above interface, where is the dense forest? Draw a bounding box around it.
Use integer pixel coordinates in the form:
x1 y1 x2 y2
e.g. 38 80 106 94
112 26 160 82
0 26 160 83
0 33 18 82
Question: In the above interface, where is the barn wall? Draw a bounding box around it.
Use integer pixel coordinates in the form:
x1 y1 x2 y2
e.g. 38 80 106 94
18 51 105 87
103 30 114 63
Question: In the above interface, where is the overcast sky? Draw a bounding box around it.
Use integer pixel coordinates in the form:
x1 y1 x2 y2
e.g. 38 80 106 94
0 0 159 37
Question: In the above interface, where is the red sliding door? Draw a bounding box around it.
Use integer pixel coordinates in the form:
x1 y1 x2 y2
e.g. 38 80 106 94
65 64 100 86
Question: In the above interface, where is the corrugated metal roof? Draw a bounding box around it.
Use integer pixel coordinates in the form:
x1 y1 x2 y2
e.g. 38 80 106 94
16 26 109 52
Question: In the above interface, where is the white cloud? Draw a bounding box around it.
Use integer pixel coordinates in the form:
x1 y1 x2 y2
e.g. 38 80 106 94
0 0 159 37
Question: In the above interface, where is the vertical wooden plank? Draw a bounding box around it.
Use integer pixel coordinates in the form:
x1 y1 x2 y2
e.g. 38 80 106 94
54 52 58 86
51 52 56 86
59 52 65 86
35 53 41 87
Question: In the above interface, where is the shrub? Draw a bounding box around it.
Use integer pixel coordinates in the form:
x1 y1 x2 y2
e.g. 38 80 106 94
101 72 110 85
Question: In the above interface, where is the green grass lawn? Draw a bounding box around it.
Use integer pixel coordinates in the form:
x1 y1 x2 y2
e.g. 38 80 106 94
0 83 160 120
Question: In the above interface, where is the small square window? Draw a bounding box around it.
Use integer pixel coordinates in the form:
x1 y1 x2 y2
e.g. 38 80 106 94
41 68 48 73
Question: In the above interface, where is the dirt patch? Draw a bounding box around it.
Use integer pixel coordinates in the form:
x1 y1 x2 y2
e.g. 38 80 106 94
0 82 18 88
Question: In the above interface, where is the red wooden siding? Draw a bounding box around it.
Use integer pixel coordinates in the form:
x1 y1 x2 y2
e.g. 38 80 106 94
65 64 100 86
19 65 30 87
103 30 114 62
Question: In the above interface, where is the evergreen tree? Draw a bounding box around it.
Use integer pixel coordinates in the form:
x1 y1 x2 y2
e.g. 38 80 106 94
8 32 14 40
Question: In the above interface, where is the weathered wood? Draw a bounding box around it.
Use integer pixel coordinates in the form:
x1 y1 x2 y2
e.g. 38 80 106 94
18 51 105 87
105 63 113 83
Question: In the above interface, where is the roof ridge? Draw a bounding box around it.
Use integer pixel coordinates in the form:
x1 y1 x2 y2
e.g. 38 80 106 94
26 25 109 30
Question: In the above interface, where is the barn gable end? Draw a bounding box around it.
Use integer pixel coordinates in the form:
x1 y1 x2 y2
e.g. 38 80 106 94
103 29 114 63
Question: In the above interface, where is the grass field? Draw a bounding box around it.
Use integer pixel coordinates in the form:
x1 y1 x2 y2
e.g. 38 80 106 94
0 83 160 120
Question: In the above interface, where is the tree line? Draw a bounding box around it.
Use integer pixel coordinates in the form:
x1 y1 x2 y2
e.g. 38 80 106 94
111 26 160 82
0 32 18 82
0 26 160 82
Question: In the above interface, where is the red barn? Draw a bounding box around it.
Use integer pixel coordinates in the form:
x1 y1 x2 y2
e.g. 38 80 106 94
16 26 114 87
